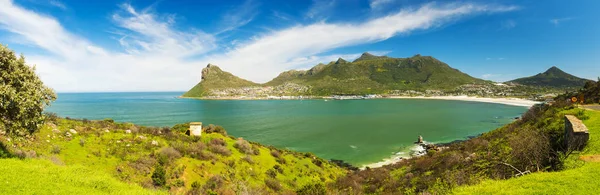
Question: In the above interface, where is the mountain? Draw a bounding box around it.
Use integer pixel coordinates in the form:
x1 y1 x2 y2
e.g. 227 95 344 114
182 64 259 97
265 53 486 95
508 66 591 89
184 53 487 97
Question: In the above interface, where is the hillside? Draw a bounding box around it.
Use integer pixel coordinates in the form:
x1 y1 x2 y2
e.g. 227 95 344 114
182 64 259 97
0 117 346 194
508 66 591 89
184 53 487 97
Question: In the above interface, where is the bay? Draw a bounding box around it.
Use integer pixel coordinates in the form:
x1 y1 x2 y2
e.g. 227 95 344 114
46 92 527 166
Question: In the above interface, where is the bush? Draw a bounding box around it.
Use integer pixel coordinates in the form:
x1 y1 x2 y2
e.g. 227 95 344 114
209 145 231 156
270 150 281 158
264 178 281 192
51 145 61 154
234 138 254 154
204 125 227 135
151 165 166 187
209 138 226 146
79 138 85 147
0 44 56 135
157 147 182 165
297 183 327 195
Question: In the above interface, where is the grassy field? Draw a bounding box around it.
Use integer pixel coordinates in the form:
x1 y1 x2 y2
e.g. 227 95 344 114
454 109 600 194
0 118 345 194
0 158 165 195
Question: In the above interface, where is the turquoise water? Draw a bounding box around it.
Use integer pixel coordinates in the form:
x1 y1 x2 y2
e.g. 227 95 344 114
47 92 527 166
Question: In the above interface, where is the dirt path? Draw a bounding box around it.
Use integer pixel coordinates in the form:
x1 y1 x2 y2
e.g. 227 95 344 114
583 105 600 111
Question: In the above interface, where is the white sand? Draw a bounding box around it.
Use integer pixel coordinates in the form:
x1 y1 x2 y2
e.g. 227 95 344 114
388 95 540 107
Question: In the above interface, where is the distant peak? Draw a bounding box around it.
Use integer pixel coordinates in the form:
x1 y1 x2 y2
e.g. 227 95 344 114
353 52 387 62
361 52 375 57
335 58 348 64
544 66 565 74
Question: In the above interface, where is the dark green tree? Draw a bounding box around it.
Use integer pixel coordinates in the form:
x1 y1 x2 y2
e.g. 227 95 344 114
0 44 56 136
151 165 166 187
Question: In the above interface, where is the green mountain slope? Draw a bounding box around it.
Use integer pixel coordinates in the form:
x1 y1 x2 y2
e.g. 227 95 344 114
182 64 259 97
183 53 487 97
508 66 591 89
266 53 486 95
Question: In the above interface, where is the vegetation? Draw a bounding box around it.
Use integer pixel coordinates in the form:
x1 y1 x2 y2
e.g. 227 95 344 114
0 158 164 194
0 117 346 194
509 66 592 89
182 64 259 97
0 44 56 135
183 53 489 97
331 101 594 194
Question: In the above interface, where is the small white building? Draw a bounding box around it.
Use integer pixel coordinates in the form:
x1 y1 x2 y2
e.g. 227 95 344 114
189 122 202 136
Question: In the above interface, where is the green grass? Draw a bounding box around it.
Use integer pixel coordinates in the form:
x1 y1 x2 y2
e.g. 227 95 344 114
453 109 600 194
0 158 165 195
1 118 346 194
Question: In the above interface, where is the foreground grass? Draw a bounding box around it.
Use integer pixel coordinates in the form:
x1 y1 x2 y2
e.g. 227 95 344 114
454 109 600 194
0 158 165 195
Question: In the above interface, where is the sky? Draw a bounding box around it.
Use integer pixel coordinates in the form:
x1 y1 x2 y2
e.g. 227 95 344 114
0 0 599 92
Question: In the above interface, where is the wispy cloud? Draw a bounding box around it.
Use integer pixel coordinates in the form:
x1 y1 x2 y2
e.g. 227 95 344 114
49 0 66 10
550 17 573 27
370 0 395 10
306 0 336 19
486 57 506 60
205 3 520 83
0 0 519 92
217 0 260 34
500 19 516 30
482 73 501 79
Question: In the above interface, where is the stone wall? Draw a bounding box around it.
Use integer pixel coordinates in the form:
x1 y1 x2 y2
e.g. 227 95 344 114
564 115 589 151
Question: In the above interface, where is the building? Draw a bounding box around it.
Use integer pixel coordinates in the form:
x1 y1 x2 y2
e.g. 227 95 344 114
189 122 203 136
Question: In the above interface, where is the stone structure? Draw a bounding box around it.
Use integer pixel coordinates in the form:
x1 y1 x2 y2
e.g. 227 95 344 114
189 122 203 136
564 115 589 151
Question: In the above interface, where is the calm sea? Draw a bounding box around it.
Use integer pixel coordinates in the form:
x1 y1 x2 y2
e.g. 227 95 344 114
46 92 527 166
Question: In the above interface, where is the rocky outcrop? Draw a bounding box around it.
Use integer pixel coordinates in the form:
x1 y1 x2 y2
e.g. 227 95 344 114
564 115 589 150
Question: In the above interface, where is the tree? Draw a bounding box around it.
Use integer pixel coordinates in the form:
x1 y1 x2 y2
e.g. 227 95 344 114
0 44 56 136
151 165 166 187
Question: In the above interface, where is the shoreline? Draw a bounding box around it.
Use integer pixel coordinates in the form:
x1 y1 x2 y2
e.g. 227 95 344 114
180 95 541 107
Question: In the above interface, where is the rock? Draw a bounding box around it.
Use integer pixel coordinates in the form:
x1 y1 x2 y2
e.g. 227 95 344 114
65 132 72 137
69 129 77 134
46 140 50 143
6 138 11 142
52 129 61 134
151 140 159 146
104 129 110 133
138 135 146 140
116 140 121 143
125 130 132 134
126 144 130 147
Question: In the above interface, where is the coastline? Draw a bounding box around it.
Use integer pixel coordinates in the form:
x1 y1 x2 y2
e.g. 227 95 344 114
180 95 541 107
387 95 540 107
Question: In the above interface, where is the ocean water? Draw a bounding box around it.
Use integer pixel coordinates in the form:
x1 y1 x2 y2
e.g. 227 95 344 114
46 92 527 166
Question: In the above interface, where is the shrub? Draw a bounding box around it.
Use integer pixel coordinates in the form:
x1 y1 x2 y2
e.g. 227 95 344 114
234 138 254 154
270 150 281 158
296 183 327 195
157 147 182 165
151 165 166 187
79 138 85 147
51 145 61 154
264 178 281 192
209 145 231 156
204 175 225 190
187 142 207 157
242 155 254 164
0 44 56 136
204 125 227 135
266 169 277 178
210 138 226 146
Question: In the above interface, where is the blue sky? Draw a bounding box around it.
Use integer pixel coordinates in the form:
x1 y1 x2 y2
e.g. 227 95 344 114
0 0 598 92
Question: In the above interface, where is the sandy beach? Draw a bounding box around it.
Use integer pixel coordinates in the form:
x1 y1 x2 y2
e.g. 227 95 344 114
388 95 540 107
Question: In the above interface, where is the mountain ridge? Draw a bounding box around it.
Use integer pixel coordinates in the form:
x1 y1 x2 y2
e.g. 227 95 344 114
508 66 591 89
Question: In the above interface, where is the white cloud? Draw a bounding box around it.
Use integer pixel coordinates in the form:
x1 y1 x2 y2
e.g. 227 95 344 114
0 0 518 92
550 17 573 27
204 3 519 83
370 0 394 10
217 0 259 34
49 0 66 10
306 0 336 19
